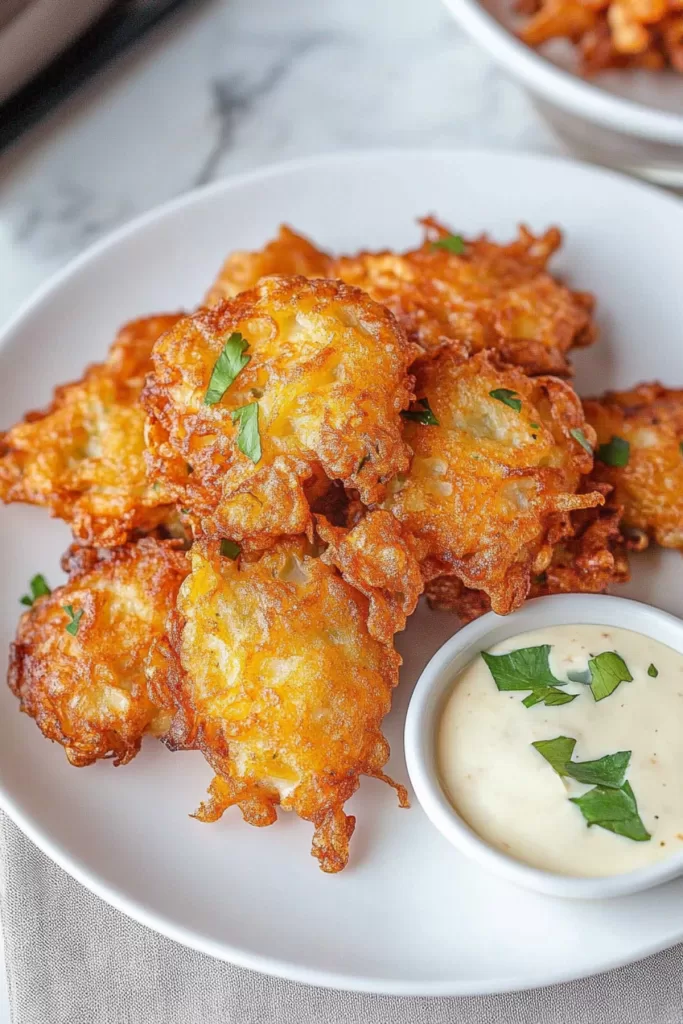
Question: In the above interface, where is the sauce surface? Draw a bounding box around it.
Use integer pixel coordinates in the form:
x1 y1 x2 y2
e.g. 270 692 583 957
438 624 683 876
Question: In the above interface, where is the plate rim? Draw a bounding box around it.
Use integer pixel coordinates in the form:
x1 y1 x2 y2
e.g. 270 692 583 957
2 148 683 996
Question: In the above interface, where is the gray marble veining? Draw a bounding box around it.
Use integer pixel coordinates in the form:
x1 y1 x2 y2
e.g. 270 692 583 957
0 0 561 324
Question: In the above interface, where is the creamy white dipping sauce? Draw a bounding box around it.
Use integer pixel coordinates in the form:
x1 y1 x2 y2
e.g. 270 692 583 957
438 624 683 877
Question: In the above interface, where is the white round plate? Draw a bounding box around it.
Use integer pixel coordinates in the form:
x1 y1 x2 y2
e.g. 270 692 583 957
1 150 683 996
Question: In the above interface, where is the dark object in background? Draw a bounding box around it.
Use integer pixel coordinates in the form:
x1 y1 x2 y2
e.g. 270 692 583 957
0 0 198 154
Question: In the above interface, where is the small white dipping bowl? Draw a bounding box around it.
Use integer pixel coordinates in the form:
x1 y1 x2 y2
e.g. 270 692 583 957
405 593 683 899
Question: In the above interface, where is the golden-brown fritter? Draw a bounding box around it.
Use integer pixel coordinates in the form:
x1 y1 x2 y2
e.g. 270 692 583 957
583 383 683 549
317 510 424 644
0 315 182 546
205 225 332 306
8 538 188 767
143 276 414 547
146 538 407 873
333 220 596 375
385 348 603 614
426 492 630 622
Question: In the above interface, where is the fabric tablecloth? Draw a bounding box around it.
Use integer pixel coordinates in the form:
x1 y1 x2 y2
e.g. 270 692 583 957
1 812 682 1023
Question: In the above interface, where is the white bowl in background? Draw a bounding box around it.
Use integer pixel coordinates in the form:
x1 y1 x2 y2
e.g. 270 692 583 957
405 594 683 899
441 0 683 186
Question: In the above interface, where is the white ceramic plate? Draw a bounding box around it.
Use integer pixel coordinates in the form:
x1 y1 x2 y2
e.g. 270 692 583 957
2 150 683 996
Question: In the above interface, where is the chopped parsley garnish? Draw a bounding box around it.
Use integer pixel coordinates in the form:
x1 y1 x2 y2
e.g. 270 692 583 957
204 332 250 406
489 388 522 413
530 422 540 430
231 402 261 463
597 435 630 467
401 397 439 426
481 644 576 708
570 428 593 455
533 736 649 842
20 574 51 607
63 605 83 637
220 539 241 560
648 663 659 678
357 454 371 472
588 651 632 702
430 234 465 254
532 736 631 789
680 441 683 457
570 781 650 842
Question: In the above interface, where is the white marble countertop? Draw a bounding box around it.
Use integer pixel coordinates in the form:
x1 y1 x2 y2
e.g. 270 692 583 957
0 0 561 1017
0 0 562 326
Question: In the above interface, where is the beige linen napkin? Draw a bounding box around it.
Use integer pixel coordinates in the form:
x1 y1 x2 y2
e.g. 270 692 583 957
1 813 681 1024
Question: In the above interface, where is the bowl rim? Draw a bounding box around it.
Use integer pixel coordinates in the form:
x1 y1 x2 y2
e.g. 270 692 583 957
441 0 683 144
404 593 683 900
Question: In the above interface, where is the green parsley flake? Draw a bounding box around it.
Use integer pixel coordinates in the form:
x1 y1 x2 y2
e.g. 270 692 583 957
63 605 84 637
648 663 659 678
220 539 241 560
597 435 630 467
570 428 593 455
231 402 262 463
20 574 51 607
430 234 465 254
401 397 439 426
570 781 651 842
489 388 522 413
679 440 683 457
204 332 251 406
532 736 631 789
481 644 576 709
588 650 633 702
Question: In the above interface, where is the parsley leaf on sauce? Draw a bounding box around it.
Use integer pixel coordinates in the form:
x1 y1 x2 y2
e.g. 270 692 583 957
532 736 631 789
481 645 576 708
570 781 651 842
588 651 633 702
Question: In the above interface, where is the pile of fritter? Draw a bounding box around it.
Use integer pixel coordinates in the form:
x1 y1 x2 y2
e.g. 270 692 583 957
3 218 680 872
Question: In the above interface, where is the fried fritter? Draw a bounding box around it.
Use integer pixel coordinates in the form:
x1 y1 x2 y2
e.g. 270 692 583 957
426 491 630 622
333 220 596 375
143 276 414 546
146 538 407 873
317 510 424 644
385 348 603 614
205 225 332 306
8 538 188 767
0 315 182 546
583 383 683 549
